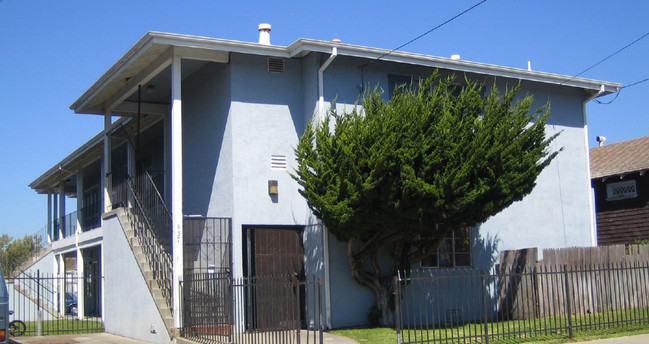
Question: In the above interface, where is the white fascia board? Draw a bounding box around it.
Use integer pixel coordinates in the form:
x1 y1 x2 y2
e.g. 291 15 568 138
289 39 622 95
29 117 130 192
150 33 290 58
71 34 158 113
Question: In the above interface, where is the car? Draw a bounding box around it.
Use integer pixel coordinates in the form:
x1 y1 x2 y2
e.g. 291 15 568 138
65 292 78 315
0 267 8 343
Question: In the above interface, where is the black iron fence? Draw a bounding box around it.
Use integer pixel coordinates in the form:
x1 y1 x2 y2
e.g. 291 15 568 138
182 274 324 344
8 271 103 336
396 263 649 344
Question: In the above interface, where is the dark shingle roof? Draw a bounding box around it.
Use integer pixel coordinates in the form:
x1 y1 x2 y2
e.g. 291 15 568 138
590 136 649 179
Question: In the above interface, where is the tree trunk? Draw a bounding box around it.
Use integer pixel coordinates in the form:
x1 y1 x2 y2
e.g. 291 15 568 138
376 278 395 326
347 238 396 326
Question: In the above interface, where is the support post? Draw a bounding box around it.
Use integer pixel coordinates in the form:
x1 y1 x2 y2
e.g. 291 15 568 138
103 112 112 213
171 54 184 329
58 254 65 317
47 193 52 243
76 248 85 320
76 173 84 234
53 190 58 241
59 182 65 239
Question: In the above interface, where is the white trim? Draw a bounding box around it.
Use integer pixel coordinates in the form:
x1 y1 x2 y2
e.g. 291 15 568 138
170 54 184 329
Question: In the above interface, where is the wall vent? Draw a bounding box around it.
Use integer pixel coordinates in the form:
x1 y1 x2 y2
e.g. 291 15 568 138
271 155 287 170
268 57 285 73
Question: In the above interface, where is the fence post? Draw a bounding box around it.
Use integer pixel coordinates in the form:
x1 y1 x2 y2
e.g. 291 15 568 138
481 269 489 344
563 265 573 339
395 273 402 344
318 278 324 344
296 275 301 344
37 270 42 336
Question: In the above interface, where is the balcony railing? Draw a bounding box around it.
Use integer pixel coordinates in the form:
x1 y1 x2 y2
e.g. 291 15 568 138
53 211 78 239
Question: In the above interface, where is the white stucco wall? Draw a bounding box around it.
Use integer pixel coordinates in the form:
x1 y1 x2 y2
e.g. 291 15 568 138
102 213 169 343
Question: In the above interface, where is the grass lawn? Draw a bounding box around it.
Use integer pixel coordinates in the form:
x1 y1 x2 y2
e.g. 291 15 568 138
19 319 103 336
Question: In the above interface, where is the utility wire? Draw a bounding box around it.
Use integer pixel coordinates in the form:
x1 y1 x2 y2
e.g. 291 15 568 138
561 31 649 86
360 0 488 68
594 77 649 104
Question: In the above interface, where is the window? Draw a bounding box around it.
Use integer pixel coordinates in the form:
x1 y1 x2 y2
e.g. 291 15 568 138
606 180 637 201
421 227 472 268
388 75 420 99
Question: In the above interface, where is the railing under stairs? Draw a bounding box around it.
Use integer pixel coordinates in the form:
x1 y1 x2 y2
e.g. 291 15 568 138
125 171 173 311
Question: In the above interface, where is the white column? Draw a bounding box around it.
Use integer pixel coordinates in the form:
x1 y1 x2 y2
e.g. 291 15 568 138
170 54 184 329
103 113 112 213
59 182 65 239
100 244 105 321
52 191 58 240
58 254 65 316
76 174 84 234
76 249 85 320
47 193 52 243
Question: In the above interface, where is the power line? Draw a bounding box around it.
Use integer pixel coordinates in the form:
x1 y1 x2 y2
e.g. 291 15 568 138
361 0 488 68
594 77 649 105
561 31 649 86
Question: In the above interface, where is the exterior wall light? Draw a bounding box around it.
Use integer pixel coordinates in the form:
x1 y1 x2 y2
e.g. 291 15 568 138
268 180 278 195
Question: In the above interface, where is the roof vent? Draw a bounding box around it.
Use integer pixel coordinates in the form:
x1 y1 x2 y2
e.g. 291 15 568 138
332 38 342 43
596 136 606 147
258 23 271 45
450 54 461 60
268 57 284 73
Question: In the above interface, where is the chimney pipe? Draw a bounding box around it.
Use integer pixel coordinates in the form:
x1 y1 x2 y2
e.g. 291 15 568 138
258 23 271 45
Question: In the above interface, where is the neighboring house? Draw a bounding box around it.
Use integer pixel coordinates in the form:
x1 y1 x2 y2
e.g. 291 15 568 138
27 26 619 343
590 136 649 245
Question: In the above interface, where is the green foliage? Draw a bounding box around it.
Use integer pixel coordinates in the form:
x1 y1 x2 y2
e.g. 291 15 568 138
293 72 558 324
0 233 44 277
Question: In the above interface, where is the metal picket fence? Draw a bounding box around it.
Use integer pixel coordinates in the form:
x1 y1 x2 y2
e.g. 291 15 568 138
7 271 103 336
396 263 649 343
182 273 324 344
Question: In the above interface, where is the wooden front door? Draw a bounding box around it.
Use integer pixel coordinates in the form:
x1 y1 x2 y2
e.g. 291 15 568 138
243 227 305 330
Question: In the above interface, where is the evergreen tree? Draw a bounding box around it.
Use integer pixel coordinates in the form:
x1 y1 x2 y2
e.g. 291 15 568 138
293 72 559 325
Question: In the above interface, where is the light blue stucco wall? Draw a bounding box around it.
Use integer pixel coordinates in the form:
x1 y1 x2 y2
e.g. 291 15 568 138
102 213 169 343
183 61 233 218
177 51 595 329
315 57 595 328
227 53 313 280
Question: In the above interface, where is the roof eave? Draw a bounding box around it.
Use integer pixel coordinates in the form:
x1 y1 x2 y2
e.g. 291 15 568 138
289 38 622 95
71 32 291 115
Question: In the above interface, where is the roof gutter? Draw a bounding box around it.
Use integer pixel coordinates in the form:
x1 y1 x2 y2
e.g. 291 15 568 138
583 84 607 247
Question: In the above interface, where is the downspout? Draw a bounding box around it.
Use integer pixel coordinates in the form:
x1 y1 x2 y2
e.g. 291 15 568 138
318 46 338 124
317 46 337 329
583 84 606 247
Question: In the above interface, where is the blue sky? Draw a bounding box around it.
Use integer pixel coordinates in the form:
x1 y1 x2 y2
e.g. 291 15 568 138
1 1 648 239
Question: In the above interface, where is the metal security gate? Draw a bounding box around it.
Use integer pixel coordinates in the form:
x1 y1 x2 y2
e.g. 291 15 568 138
182 217 233 342
8 271 103 336
181 219 323 344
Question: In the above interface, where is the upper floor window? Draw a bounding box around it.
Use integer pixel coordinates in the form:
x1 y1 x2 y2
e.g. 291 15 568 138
606 180 637 201
421 227 472 268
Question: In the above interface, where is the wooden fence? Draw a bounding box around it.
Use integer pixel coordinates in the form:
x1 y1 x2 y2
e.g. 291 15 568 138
498 245 649 319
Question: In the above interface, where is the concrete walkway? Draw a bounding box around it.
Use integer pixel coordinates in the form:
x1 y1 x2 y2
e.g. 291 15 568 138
9 331 360 344
570 333 649 344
